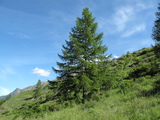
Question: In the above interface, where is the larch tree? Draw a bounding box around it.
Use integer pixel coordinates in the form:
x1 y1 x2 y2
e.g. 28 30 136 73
52 7 110 103
152 3 160 58
152 3 160 94
33 80 42 99
152 3 160 71
152 3 160 44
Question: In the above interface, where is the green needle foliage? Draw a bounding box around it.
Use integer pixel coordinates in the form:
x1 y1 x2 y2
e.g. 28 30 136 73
152 3 160 94
51 7 110 103
152 3 160 44
33 80 42 99
152 3 160 59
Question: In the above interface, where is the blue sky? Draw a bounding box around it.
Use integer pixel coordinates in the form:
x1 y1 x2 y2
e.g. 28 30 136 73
0 0 159 96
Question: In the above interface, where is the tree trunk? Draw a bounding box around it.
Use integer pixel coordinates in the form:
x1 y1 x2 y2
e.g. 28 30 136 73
82 87 87 104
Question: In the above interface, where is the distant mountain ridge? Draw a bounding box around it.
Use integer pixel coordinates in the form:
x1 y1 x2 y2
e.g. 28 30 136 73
0 81 48 100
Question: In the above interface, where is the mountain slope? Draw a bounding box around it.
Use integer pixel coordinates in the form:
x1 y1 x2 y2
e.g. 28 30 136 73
0 81 49 100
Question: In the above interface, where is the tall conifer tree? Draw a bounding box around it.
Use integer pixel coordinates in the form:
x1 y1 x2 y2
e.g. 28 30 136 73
152 3 160 44
33 80 42 99
52 8 109 103
152 3 160 69
152 3 160 93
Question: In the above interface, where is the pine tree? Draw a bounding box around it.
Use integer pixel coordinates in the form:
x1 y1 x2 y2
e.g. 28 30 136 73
33 80 42 99
152 3 160 44
52 8 109 103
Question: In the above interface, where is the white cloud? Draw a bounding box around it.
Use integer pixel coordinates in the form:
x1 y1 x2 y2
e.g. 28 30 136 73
113 55 119 59
0 87 10 96
98 2 153 36
113 6 134 32
0 67 16 80
8 32 30 39
135 2 154 11
122 24 145 37
32 67 50 77
0 67 15 75
19 33 30 39
97 6 134 35
136 3 147 10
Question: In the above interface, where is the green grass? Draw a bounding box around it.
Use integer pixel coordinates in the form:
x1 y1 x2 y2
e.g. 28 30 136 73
33 95 160 120
0 89 159 120
0 91 33 113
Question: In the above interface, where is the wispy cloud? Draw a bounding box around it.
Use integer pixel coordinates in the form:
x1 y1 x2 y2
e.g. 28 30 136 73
32 67 50 77
19 33 30 39
97 1 154 36
140 39 154 46
0 67 16 80
0 87 10 95
135 2 154 11
122 24 145 37
124 38 154 54
48 10 75 25
97 5 134 35
9 32 30 39
113 6 134 32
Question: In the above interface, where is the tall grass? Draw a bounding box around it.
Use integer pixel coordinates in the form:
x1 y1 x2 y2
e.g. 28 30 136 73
1 90 159 120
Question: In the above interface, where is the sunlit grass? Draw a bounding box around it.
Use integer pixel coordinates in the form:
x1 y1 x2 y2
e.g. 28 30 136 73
1 89 159 120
